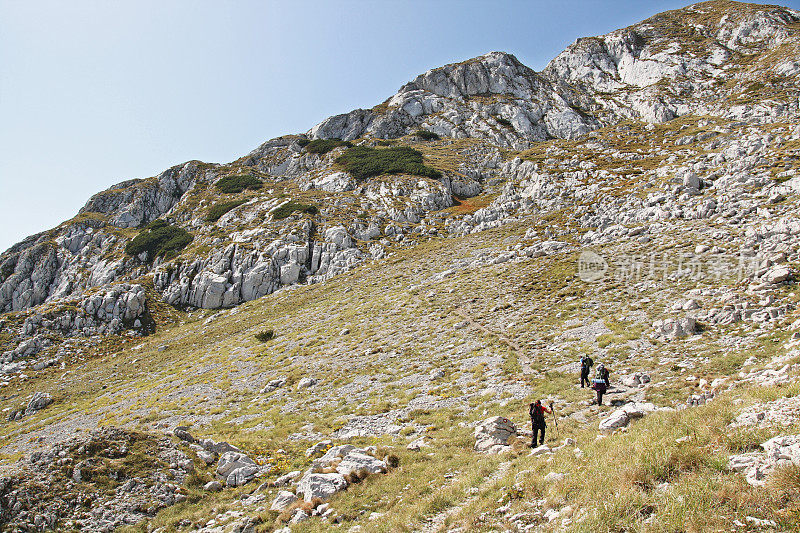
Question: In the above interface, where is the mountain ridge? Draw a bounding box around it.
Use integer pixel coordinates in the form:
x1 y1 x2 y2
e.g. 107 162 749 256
1 2 800 530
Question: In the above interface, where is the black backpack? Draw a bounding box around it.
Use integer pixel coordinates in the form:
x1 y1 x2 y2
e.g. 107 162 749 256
582 356 593 369
530 402 544 424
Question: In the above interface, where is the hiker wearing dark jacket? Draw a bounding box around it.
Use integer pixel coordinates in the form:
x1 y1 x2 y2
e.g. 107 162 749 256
591 378 607 405
592 364 610 404
580 355 594 388
529 400 551 447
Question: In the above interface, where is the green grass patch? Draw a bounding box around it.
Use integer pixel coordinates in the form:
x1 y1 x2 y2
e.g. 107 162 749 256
336 146 441 180
205 200 247 222
271 201 318 220
255 329 275 342
124 220 193 261
305 139 352 154
414 129 440 141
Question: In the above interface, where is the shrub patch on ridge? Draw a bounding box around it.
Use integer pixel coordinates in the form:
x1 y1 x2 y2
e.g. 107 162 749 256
214 174 263 194
125 220 193 261
335 146 441 180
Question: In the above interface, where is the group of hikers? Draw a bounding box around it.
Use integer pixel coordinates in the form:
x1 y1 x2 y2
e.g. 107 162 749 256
527 354 611 447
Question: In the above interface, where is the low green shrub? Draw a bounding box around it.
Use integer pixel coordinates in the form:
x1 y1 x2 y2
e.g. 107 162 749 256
271 201 318 220
124 220 193 261
214 174 263 194
414 129 440 141
304 139 352 154
205 200 246 222
335 146 441 180
255 329 275 342
296 138 311 148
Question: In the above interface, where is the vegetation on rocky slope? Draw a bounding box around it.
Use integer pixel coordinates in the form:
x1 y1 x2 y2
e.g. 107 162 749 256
335 146 442 180
124 220 193 261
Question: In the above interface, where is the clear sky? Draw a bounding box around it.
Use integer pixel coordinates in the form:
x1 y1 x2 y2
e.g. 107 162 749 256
1 0 798 253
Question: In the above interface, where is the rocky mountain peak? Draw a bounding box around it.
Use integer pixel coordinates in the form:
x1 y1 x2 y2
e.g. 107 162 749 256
396 51 538 100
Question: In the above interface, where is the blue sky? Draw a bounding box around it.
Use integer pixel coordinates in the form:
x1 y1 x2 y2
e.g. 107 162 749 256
1 0 798 252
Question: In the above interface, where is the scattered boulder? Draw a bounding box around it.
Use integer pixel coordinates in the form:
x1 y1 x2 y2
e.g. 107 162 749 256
204 480 223 492
652 317 696 339
762 266 791 284
599 402 658 431
729 434 800 486
289 509 310 524
543 472 566 483
297 377 318 389
620 373 651 388
173 426 196 443
261 378 287 393
216 451 259 487
273 470 302 487
24 392 52 416
529 445 551 456
270 490 299 511
474 416 518 453
335 452 387 476
296 473 348 502
407 438 427 451
306 440 333 457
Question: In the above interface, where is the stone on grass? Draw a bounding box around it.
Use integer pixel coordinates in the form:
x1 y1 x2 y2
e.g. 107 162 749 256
273 470 302 487
270 490 299 511
289 509 310 524
406 438 427 451
173 426 195 443
544 472 566 483
652 317 696 339
296 472 348 502
297 377 318 389
474 416 517 453
599 409 630 431
529 444 551 456
203 480 223 491
217 451 258 486
336 452 387 476
25 392 52 415
305 440 332 457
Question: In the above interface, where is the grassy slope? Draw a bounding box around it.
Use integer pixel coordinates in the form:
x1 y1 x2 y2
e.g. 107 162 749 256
0 205 798 531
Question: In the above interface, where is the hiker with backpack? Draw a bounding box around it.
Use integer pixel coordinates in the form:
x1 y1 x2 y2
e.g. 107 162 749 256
580 354 594 388
529 399 551 447
591 363 611 405
598 363 610 387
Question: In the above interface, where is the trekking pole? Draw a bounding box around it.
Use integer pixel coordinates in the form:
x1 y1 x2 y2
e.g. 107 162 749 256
550 402 559 441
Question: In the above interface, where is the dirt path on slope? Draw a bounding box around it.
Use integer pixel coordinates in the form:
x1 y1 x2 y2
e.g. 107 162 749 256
453 307 523 355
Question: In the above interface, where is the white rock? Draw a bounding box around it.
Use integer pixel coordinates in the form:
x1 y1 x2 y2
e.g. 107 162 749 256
599 409 630 431
273 470 302 487
270 490 299 511
529 444 551 456
474 416 518 452
216 451 257 486
296 472 348 502
336 452 387 476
